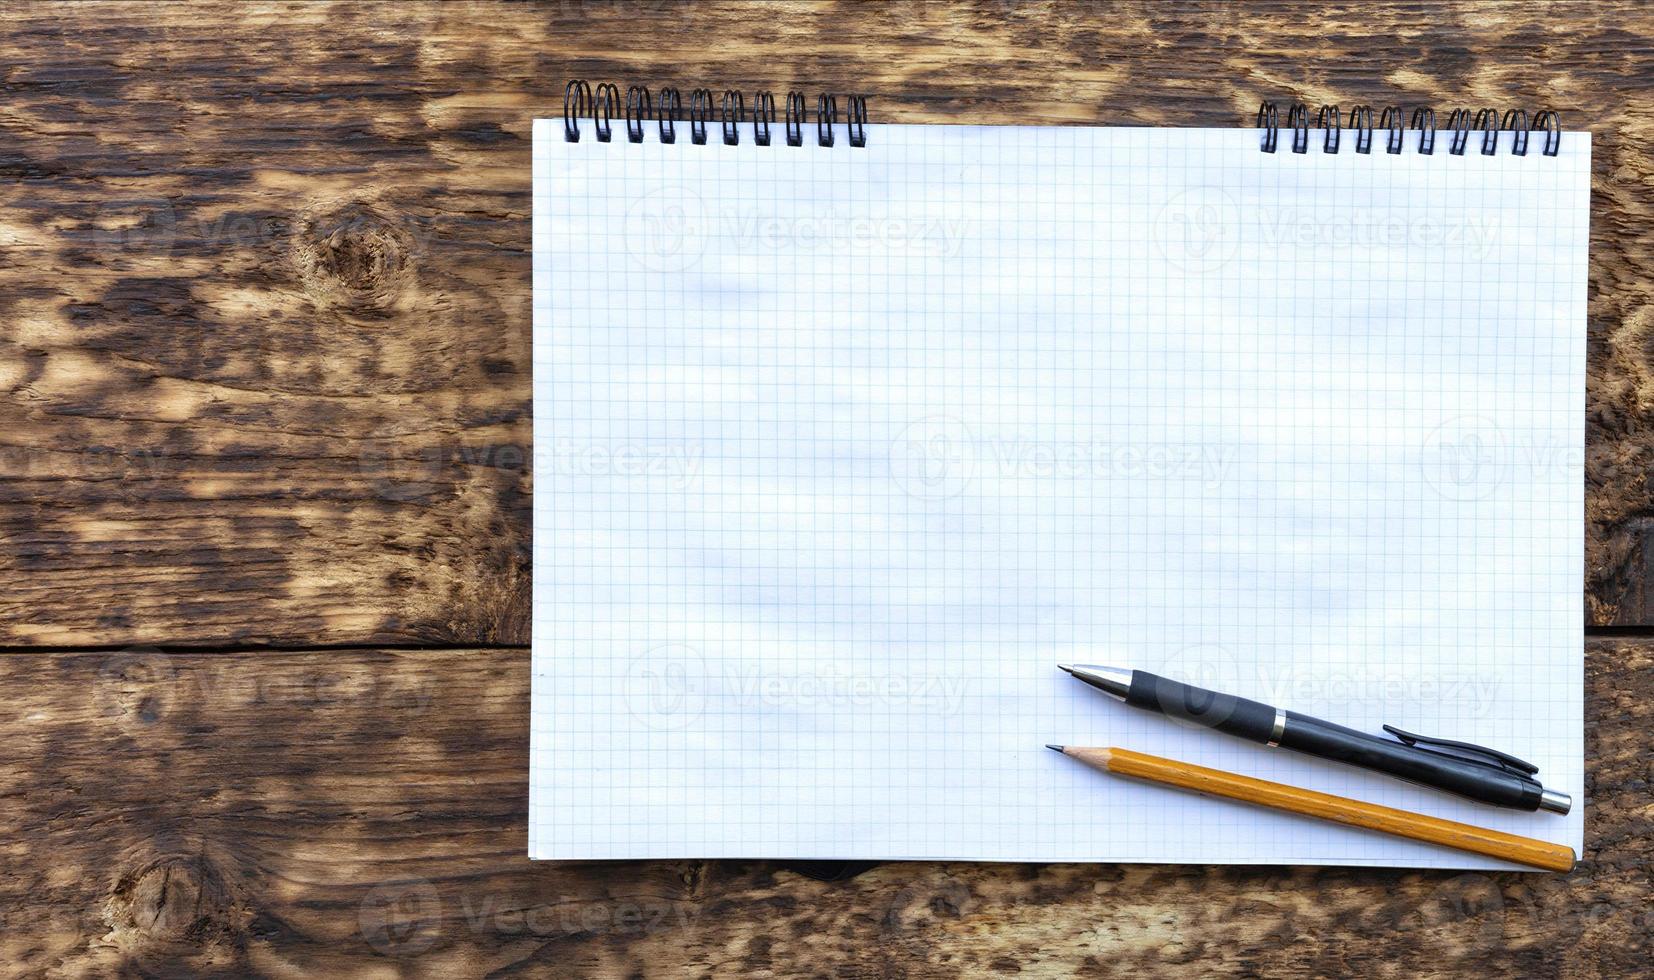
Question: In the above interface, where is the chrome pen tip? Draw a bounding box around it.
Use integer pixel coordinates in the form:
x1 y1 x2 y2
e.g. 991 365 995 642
1046 744 1065 753
1060 664 1133 701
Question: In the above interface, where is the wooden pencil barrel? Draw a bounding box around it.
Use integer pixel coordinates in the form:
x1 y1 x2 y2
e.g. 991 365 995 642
1070 746 1576 872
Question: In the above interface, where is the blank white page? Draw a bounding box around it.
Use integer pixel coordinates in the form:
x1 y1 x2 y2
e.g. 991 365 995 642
530 118 1588 867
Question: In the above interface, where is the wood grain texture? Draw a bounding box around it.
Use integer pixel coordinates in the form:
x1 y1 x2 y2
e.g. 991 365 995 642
3 2 1650 977
4 641 1649 977
0 0 1652 645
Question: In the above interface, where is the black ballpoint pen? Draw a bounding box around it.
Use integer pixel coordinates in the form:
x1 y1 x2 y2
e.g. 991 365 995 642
1059 664 1571 814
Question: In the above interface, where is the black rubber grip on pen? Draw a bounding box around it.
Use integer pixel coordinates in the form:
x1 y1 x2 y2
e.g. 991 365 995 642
1125 670 1277 742
1276 712 1545 810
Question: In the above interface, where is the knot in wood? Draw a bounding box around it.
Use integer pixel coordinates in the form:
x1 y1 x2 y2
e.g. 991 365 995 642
112 854 235 945
292 200 417 313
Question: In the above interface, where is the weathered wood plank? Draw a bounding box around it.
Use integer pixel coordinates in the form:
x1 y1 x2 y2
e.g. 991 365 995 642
0 0 1652 645
4 641 1648 976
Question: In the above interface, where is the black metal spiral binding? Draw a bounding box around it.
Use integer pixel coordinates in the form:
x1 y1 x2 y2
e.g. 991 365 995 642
1317 105 1341 153
1257 101 1562 158
754 91 775 145
594 83 618 142
566 82 868 148
785 90 806 147
1536 110 1561 156
818 94 837 147
1381 106 1404 154
1503 109 1530 156
1287 103 1309 153
1256 102 1279 152
847 95 868 147
1350 105 1374 154
563 80 591 142
1474 108 1498 155
690 89 713 145
1448 108 1472 155
721 90 744 145
625 85 650 143
1411 107 1435 155
658 87 682 144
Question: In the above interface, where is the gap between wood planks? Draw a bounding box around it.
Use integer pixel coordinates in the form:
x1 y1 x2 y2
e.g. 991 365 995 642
0 641 530 655
0 625 1644 655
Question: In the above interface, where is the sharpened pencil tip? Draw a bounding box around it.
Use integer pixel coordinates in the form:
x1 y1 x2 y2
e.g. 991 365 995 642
1046 744 1065 753
1057 664 1074 674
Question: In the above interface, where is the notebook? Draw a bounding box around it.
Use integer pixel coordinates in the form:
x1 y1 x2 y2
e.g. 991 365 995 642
531 86 1588 868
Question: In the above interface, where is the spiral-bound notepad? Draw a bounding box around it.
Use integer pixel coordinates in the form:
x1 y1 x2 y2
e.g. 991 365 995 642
531 88 1588 868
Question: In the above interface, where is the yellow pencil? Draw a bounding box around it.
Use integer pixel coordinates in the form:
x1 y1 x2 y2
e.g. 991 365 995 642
1049 745 1576 872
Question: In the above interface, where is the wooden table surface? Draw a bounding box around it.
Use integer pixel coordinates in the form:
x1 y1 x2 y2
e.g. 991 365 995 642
4 1 1650 975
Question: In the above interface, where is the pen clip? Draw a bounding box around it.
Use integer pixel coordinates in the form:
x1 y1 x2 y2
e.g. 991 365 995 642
1382 725 1540 776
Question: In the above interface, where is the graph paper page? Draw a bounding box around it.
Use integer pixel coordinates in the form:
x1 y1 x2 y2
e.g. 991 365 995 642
530 119 1588 867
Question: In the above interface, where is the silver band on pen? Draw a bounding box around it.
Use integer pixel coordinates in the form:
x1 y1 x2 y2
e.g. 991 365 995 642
1266 708 1287 747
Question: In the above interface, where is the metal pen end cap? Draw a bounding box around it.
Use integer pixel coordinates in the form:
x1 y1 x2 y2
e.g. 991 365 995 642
1539 788 1572 815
